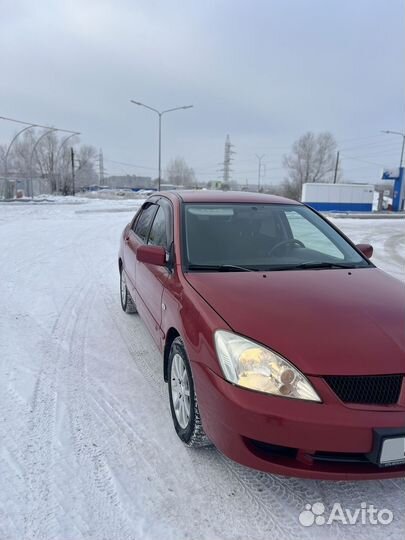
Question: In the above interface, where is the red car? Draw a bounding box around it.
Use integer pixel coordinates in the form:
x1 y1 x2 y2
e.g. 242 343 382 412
118 190 405 480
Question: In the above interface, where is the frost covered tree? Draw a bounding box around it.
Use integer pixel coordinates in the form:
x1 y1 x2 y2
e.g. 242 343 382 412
282 132 339 200
1 128 97 196
34 130 60 193
166 157 195 187
74 145 98 190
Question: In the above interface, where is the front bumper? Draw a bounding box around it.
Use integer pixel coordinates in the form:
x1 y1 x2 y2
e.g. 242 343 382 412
193 363 405 480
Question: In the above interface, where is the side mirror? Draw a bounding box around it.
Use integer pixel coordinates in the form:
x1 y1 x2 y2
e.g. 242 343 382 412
356 243 373 259
137 245 166 266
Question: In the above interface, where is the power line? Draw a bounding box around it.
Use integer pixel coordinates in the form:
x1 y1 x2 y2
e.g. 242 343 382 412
340 154 387 167
337 134 385 144
103 158 156 171
339 140 401 152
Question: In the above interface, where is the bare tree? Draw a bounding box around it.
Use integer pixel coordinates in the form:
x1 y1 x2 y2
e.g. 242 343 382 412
0 128 97 196
282 132 339 200
0 143 6 198
10 130 35 179
35 130 59 193
58 144 97 194
0 143 6 177
74 145 98 190
166 157 195 187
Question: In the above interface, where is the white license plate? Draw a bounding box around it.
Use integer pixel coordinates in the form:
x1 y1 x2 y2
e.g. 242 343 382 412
380 437 405 466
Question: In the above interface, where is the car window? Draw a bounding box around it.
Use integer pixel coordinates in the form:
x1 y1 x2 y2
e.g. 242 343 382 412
133 204 157 242
148 206 167 248
158 198 174 246
183 203 368 271
285 209 344 259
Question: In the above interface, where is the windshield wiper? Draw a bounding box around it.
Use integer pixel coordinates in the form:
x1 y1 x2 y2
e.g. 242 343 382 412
288 261 360 270
188 264 256 272
263 261 362 271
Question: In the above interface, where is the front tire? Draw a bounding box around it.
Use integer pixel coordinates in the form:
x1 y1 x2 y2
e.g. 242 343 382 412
120 267 137 313
168 337 210 447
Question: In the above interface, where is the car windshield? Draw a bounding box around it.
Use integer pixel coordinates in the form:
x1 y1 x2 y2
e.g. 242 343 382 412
183 203 370 271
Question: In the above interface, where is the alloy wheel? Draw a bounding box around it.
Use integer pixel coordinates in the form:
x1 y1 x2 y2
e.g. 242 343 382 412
170 353 191 429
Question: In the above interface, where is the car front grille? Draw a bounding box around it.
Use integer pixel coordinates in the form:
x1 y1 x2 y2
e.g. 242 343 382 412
324 374 403 405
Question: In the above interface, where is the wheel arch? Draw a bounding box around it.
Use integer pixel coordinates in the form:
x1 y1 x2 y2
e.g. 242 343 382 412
163 327 180 382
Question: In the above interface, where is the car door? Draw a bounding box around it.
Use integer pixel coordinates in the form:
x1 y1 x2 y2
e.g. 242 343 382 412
135 199 172 345
123 202 158 301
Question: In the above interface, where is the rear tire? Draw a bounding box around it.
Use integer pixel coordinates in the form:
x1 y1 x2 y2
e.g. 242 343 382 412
168 337 211 447
120 267 137 313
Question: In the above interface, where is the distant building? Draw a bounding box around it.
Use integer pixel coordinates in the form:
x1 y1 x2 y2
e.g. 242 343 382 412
302 183 374 212
104 175 152 189
160 183 185 191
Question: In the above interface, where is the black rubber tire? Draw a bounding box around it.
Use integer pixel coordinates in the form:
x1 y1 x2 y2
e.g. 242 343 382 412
168 337 211 447
120 268 137 313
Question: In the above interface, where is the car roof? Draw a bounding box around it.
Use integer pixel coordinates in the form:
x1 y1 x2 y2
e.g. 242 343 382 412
155 190 300 205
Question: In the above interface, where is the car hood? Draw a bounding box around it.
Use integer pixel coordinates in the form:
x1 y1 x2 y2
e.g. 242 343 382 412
185 268 405 376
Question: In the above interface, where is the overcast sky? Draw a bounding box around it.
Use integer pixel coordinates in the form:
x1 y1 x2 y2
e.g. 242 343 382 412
1 0 404 185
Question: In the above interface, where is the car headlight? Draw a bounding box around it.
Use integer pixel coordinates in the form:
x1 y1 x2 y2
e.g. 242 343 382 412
214 330 321 402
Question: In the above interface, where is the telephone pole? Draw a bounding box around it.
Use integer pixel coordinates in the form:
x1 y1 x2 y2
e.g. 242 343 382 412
71 147 75 196
333 151 340 184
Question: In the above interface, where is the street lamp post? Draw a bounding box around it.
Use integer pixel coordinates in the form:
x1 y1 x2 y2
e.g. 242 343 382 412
129 100 193 191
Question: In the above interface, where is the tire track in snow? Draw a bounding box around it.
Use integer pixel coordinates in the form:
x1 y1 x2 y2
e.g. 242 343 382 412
21 281 88 539
102 285 166 395
58 282 138 540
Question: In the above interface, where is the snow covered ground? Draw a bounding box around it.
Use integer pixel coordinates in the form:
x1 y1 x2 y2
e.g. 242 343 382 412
0 199 404 540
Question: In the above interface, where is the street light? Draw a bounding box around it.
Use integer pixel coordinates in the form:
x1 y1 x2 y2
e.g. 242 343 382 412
129 100 193 190
381 130 405 168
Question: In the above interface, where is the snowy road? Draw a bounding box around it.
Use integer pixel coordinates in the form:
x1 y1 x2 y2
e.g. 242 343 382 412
0 200 404 540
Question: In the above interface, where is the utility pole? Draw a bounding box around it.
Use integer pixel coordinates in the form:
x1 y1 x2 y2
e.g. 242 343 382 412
55 133 80 193
222 134 235 185
333 150 340 184
255 154 265 192
71 147 75 196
